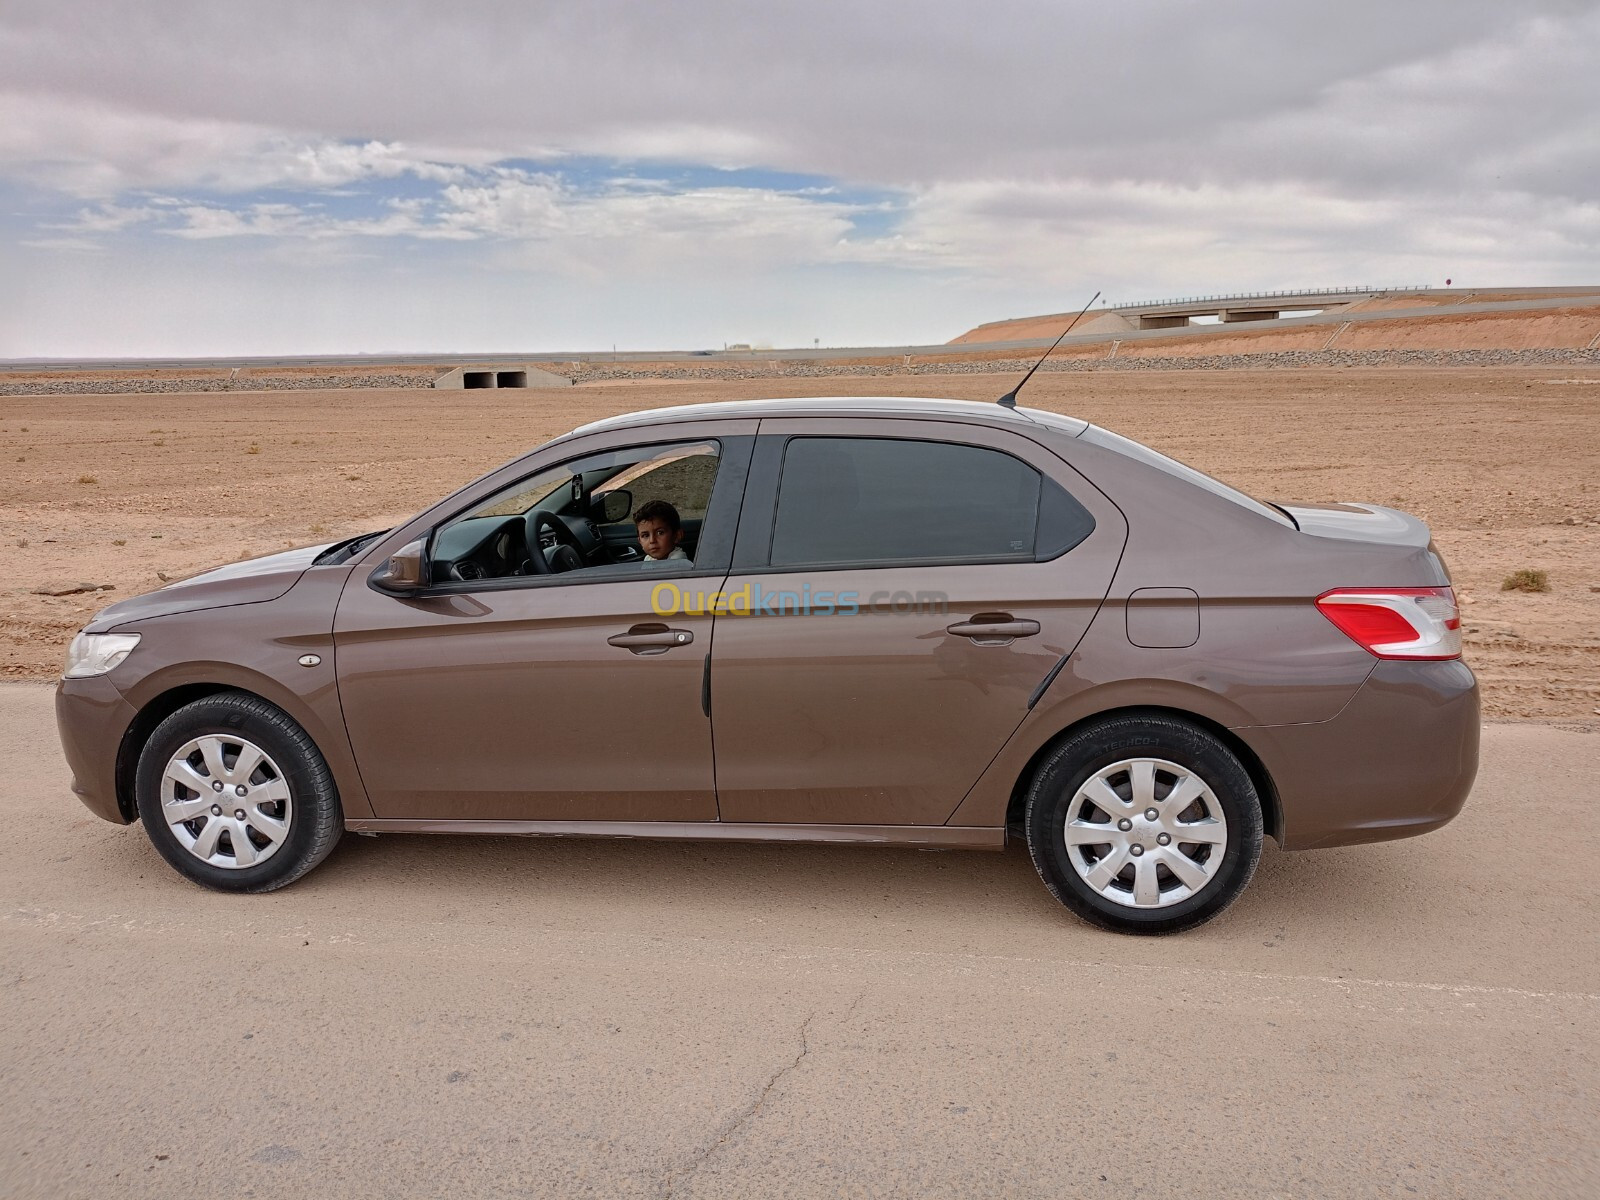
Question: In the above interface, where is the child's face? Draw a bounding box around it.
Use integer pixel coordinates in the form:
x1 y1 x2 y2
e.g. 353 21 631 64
636 517 682 560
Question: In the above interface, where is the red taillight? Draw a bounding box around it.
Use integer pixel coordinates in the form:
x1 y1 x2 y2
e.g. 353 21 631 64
1315 587 1462 660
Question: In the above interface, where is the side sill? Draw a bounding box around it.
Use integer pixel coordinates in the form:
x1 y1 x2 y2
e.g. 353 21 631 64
345 818 1007 851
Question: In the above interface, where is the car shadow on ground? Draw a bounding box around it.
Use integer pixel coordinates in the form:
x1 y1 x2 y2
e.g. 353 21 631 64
298 824 1429 944
45 812 1511 995
65 812 1427 934
62 809 1439 956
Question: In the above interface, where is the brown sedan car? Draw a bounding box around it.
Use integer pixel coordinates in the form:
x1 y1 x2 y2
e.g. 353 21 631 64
56 397 1478 933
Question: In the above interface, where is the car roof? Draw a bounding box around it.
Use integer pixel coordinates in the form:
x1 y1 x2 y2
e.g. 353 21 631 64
566 396 1089 438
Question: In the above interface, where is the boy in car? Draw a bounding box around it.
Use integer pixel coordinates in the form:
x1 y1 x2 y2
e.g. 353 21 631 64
635 500 690 565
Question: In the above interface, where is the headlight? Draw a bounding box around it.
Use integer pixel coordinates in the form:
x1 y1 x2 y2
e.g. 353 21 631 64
63 632 141 679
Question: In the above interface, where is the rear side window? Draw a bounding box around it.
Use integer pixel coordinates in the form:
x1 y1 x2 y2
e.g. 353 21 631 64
769 436 1092 568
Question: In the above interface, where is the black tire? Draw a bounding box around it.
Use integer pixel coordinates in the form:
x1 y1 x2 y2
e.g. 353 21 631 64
1024 713 1263 935
135 692 343 893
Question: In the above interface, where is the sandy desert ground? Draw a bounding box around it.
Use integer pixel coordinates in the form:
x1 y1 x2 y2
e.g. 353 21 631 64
3 368 1599 1198
2 686 1597 1198
1 366 1597 721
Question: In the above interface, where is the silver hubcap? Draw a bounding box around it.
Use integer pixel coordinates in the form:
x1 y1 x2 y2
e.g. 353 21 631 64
1063 757 1229 909
161 735 292 869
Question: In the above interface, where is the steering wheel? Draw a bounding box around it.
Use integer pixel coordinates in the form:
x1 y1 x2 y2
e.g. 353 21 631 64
524 510 585 575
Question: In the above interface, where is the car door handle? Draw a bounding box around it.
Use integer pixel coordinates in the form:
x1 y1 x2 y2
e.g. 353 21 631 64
607 624 694 655
946 616 1041 645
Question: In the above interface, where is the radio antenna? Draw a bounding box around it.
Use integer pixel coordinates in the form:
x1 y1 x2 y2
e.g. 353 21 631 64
996 290 1101 408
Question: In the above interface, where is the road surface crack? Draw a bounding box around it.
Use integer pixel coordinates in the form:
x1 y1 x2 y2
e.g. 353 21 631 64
660 1009 819 1198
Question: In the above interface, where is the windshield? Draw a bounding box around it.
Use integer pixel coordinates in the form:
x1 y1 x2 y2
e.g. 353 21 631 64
468 473 575 519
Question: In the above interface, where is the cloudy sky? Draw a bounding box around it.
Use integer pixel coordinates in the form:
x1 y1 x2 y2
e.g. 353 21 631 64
3 0 1597 357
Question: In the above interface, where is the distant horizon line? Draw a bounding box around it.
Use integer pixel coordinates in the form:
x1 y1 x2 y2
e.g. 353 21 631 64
6 284 1599 370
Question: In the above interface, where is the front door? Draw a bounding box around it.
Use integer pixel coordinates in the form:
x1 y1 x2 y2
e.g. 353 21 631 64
708 420 1126 827
333 427 753 822
335 578 715 821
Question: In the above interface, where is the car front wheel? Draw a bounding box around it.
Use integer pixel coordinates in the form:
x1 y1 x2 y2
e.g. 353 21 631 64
1024 713 1263 934
135 692 343 892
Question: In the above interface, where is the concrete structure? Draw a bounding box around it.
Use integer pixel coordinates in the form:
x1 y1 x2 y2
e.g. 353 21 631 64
949 285 1600 347
1124 286 1392 329
434 365 571 390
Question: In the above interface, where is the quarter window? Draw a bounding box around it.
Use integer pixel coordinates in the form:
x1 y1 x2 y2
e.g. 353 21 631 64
769 437 1092 568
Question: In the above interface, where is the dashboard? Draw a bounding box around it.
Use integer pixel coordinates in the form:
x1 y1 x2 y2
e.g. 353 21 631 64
431 511 603 581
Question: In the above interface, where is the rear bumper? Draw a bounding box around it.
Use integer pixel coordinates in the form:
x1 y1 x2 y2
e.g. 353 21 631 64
56 676 139 824
1241 658 1479 851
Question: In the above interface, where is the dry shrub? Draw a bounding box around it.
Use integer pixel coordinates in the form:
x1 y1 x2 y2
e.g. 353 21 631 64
1501 568 1550 593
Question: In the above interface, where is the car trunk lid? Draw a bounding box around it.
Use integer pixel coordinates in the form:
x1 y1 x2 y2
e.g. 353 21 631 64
1278 502 1452 586
1278 502 1429 547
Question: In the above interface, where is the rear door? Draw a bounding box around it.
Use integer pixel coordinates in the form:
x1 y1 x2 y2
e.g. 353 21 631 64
708 418 1127 827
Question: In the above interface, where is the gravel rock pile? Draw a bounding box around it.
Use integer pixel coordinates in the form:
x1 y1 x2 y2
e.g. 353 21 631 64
0 371 436 396
572 346 1600 383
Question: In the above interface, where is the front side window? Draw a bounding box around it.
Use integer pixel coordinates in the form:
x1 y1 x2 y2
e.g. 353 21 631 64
431 440 721 583
769 437 1090 568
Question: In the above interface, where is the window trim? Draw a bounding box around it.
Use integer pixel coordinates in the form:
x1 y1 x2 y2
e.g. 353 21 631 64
370 433 754 598
735 432 1091 575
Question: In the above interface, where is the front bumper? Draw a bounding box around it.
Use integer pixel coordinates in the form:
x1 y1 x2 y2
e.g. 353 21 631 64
56 675 139 824
1242 658 1480 851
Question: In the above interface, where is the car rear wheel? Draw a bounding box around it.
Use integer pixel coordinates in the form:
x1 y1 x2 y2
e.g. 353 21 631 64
1024 713 1263 934
135 692 343 892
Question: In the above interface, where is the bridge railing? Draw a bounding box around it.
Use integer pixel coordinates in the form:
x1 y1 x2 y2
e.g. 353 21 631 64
1110 286 1432 311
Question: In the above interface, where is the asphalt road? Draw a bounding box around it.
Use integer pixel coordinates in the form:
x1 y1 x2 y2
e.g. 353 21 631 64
2 682 1596 1198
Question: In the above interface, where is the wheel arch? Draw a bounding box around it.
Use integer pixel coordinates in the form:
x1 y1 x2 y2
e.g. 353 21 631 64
112 647 375 821
1002 705 1283 845
114 683 241 821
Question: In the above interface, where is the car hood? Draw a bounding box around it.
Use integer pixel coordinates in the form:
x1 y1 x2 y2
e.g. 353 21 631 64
86 543 335 632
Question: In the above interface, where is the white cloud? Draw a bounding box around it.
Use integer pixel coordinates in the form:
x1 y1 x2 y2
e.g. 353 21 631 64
51 202 161 233
0 91 471 197
7 2 1587 191
890 177 1600 297
113 175 902 281
3 0 1599 355
18 235 102 252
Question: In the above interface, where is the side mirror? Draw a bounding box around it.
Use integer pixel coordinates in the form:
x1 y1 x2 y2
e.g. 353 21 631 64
597 489 633 524
371 538 430 593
